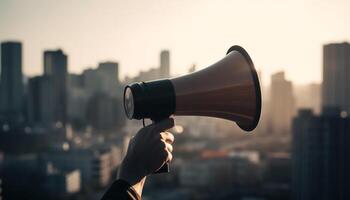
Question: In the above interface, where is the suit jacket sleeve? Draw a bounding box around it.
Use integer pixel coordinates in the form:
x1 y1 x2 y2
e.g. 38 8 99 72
101 179 141 200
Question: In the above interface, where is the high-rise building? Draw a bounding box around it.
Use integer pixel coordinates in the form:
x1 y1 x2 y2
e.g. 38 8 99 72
43 49 68 126
322 42 350 113
269 71 295 134
0 41 23 121
292 109 350 200
160 50 170 78
27 76 54 128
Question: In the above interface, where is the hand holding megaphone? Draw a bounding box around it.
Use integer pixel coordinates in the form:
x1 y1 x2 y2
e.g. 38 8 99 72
118 118 175 184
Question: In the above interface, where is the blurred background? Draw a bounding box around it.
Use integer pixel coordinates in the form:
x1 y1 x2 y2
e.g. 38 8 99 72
0 0 349 199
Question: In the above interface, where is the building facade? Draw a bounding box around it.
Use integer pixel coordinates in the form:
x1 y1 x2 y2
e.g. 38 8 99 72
43 50 68 127
270 71 295 134
292 109 350 200
0 41 23 122
322 42 350 114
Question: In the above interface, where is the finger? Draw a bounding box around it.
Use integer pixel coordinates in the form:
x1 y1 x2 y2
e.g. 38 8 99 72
159 141 173 162
164 142 173 153
166 150 173 163
152 118 175 132
160 131 175 144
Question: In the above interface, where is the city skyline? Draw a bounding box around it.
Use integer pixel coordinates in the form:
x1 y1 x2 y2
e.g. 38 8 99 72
1 1 350 200
1 0 349 85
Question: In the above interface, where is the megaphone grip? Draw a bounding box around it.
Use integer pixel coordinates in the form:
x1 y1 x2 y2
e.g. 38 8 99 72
154 163 170 174
151 117 171 174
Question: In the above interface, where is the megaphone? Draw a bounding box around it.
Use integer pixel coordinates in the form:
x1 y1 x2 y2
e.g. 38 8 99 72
123 45 261 172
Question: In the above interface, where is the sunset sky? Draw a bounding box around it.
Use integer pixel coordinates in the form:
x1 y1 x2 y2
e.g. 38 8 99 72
0 0 349 85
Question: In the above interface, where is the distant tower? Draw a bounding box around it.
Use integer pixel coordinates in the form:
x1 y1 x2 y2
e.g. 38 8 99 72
0 41 23 122
160 50 170 78
322 42 350 114
270 71 295 134
44 49 68 126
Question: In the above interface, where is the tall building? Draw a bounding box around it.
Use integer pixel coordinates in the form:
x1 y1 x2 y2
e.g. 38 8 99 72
292 109 350 200
160 50 170 78
27 76 54 128
269 71 295 133
322 42 350 113
44 50 68 126
0 41 23 121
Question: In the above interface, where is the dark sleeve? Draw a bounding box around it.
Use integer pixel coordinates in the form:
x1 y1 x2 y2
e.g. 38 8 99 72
101 179 141 200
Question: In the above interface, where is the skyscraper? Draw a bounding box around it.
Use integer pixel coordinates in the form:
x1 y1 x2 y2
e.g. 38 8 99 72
160 50 170 78
292 109 350 200
269 71 295 134
322 42 350 113
0 41 23 122
43 49 68 126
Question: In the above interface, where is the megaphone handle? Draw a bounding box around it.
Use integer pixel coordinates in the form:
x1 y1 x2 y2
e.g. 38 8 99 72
150 117 170 174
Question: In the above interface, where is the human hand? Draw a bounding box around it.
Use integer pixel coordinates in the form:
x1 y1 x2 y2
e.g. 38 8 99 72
118 118 175 195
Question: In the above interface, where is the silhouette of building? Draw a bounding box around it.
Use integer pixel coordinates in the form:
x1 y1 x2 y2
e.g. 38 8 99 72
160 50 170 78
322 42 350 114
97 62 119 96
0 41 23 123
269 71 295 134
27 76 54 128
82 62 120 97
82 68 102 97
292 109 350 200
44 50 68 127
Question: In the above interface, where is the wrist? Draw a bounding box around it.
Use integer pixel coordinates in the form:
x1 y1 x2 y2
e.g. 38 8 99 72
118 157 147 196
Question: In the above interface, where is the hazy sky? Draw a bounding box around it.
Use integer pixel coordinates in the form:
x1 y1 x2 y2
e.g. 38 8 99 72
0 0 349 85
